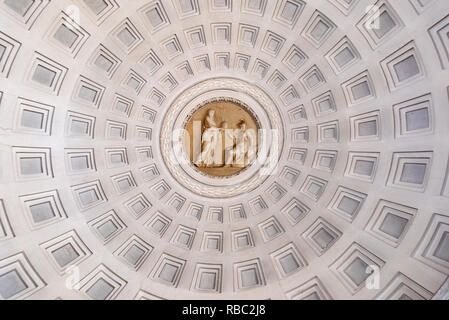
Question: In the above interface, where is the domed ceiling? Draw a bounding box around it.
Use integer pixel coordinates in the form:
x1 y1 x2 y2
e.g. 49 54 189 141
0 0 448 300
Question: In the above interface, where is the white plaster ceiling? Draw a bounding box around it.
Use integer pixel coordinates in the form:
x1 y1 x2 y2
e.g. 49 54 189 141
0 0 448 300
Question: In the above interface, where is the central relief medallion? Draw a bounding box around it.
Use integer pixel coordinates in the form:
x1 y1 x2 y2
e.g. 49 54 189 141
185 99 259 177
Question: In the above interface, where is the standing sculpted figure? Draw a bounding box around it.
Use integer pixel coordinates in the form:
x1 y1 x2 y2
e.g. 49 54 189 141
221 121 235 167
234 120 257 168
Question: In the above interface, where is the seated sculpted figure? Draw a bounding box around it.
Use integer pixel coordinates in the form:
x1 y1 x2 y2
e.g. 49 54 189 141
199 109 221 167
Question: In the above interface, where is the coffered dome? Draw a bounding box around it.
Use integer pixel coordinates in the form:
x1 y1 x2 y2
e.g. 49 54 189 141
0 0 448 300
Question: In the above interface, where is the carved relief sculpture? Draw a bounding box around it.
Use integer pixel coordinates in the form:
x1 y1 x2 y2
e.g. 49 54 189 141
185 100 259 177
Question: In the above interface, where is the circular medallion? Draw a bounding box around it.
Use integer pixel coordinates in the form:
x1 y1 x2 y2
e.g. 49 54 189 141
184 99 260 178
160 77 284 198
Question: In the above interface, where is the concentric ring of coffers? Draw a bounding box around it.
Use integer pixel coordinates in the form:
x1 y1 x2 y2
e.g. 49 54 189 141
0 0 448 301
